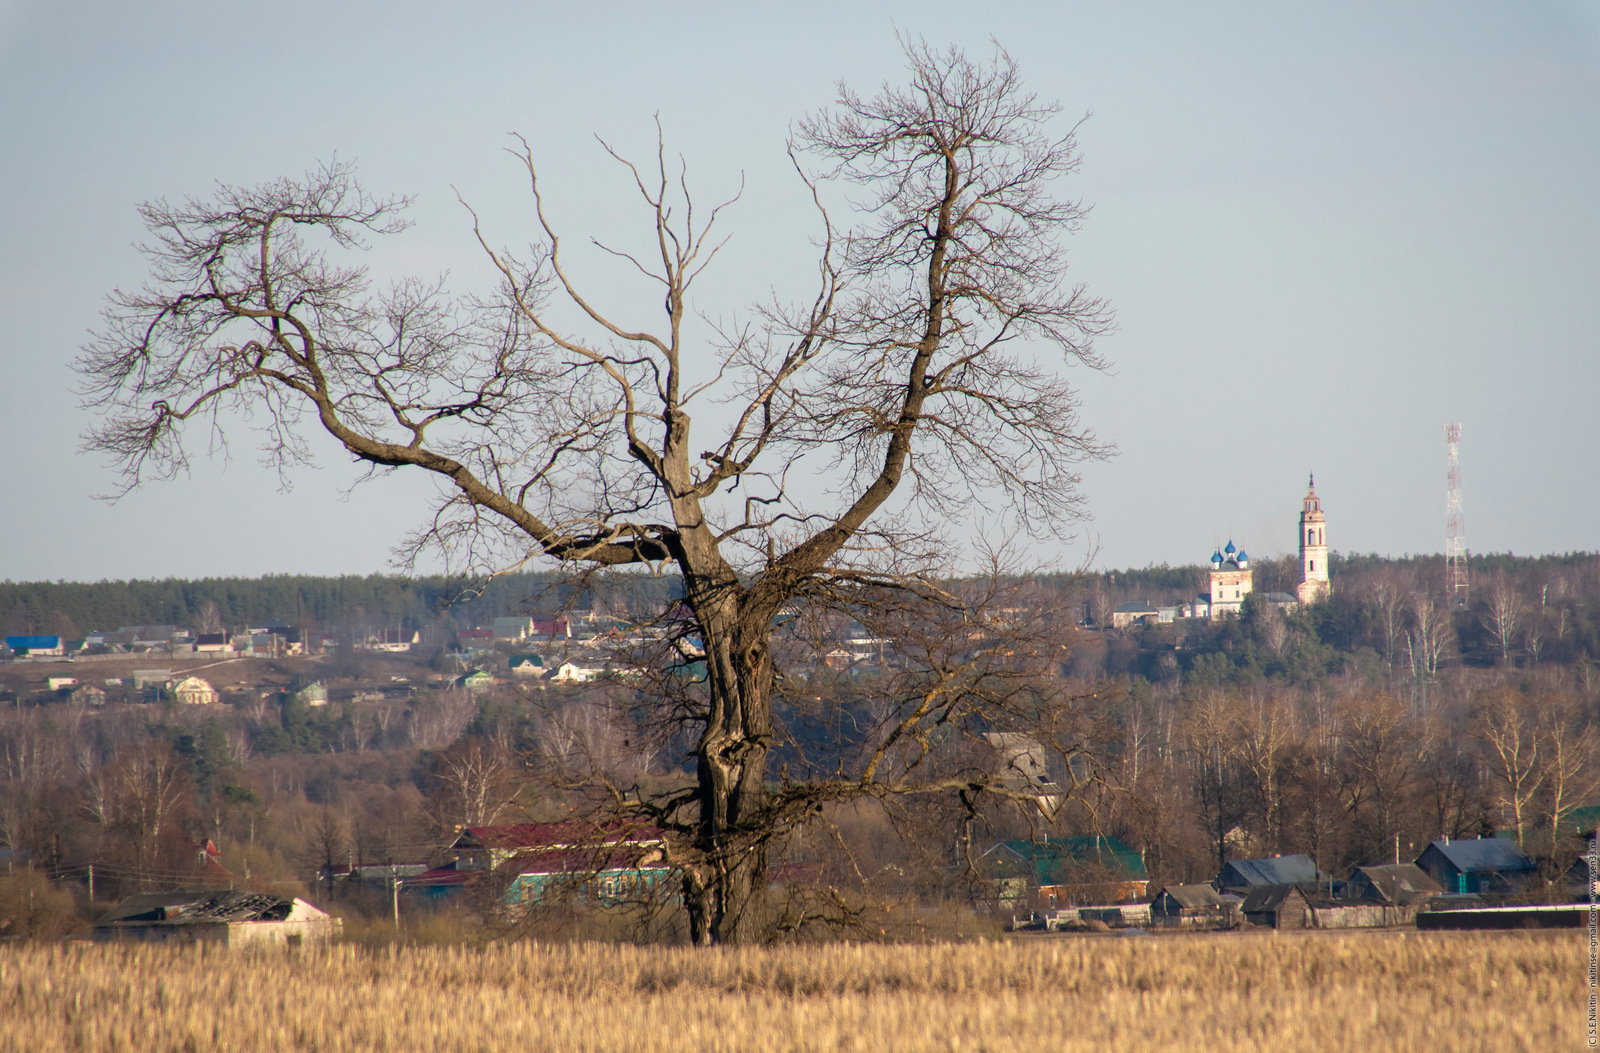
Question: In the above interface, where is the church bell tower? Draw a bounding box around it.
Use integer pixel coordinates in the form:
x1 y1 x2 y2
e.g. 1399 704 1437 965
1297 474 1330 606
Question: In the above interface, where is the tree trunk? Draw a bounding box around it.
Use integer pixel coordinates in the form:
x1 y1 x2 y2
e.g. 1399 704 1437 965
680 584 776 945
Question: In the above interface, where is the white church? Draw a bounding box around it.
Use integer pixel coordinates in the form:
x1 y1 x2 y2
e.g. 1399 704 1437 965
1185 476 1331 621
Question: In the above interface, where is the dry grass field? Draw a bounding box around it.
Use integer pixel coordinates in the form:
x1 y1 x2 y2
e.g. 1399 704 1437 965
0 930 1582 1052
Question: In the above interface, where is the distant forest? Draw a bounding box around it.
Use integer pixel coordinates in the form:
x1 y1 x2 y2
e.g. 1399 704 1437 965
0 570 686 639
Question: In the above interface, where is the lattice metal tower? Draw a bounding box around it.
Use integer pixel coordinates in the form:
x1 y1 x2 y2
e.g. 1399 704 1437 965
1444 423 1468 603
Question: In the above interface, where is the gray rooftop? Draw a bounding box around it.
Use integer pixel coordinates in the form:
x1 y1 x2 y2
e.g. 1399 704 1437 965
1216 854 1325 889
1420 837 1536 874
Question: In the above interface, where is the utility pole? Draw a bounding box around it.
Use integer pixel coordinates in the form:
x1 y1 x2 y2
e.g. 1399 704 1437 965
1444 423 1468 607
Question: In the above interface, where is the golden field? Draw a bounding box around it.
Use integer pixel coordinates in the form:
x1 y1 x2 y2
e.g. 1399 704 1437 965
0 930 1583 1052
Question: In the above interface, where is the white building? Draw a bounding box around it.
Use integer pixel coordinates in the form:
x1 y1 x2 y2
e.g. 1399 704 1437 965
173 676 219 705
1296 475 1331 606
1207 540 1253 619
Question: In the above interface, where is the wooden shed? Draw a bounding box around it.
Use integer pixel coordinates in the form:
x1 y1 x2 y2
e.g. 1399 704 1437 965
1241 885 1312 929
1150 883 1236 928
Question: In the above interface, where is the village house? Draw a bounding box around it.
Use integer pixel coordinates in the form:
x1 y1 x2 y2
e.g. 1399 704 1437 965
409 822 672 908
548 662 602 684
172 676 219 706
5 634 64 656
368 628 419 653
1414 837 1537 896
509 654 545 677
1344 863 1443 906
460 670 497 693
1215 853 1329 895
493 616 534 641
1109 601 1160 629
94 890 340 948
982 836 1149 912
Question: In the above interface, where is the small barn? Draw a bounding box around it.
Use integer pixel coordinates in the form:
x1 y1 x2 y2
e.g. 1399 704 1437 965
95 890 340 947
1215 854 1328 895
1241 884 1313 929
1414 837 1537 896
1150 883 1236 927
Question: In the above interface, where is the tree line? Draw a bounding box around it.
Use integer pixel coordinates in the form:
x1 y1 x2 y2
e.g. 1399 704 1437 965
0 571 682 640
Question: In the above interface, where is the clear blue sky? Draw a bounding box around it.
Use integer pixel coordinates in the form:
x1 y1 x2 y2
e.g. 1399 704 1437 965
1 1 1596 581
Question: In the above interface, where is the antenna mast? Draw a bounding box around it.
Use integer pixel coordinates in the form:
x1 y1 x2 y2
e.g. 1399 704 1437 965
1444 423 1468 605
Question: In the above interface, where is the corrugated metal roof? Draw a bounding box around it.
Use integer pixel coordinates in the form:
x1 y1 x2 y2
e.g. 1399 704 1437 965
1217 854 1324 889
1350 864 1442 904
1240 884 1307 912
1423 837 1535 874
98 889 304 925
451 821 665 852
1156 883 1226 909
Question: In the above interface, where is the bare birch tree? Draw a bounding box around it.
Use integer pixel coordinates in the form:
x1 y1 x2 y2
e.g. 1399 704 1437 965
1483 579 1524 667
1477 689 1543 848
77 40 1111 944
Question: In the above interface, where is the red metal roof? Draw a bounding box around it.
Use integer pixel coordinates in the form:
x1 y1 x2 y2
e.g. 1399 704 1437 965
451 821 665 852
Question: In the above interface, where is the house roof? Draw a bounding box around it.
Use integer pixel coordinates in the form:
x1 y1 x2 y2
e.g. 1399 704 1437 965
450 821 665 853
1420 837 1536 874
1112 602 1159 614
1155 883 1227 909
1216 854 1325 889
1240 884 1308 913
97 889 319 926
1349 864 1443 904
5 635 62 649
986 836 1147 885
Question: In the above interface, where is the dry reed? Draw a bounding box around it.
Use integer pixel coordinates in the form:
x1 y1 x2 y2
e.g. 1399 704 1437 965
0 930 1581 1051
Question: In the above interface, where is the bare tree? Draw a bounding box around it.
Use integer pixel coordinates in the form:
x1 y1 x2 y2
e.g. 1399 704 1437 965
1483 579 1524 667
1539 697 1600 861
77 41 1109 944
1404 591 1453 709
1369 577 1406 669
194 599 224 636
428 738 525 831
1477 689 1543 848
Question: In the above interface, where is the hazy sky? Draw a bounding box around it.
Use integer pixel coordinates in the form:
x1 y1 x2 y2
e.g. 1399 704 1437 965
1 1 1595 583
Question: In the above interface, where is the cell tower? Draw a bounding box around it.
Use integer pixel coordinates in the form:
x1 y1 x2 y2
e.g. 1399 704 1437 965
1444 422 1468 604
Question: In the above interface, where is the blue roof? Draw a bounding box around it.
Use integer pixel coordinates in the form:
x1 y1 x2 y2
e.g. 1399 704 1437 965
1420 838 1535 875
1216 854 1324 889
1223 540 1236 554
5 635 62 650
